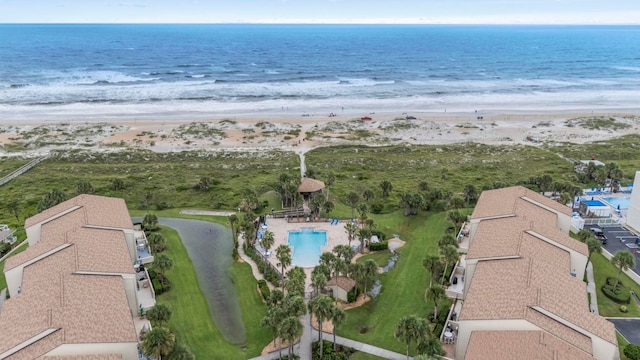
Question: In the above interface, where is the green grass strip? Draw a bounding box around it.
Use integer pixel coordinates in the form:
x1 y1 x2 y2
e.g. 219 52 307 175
338 210 449 354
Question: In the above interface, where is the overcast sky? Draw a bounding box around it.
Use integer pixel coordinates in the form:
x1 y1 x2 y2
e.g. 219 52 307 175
1 0 639 24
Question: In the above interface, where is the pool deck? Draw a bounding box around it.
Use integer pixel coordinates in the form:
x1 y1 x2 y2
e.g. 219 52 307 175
262 217 360 292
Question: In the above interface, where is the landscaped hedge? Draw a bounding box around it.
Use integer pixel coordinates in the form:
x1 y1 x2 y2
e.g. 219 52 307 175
243 243 280 286
257 280 270 301
369 241 388 251
601 277 631 304
625 344 640 360
312 340 355 360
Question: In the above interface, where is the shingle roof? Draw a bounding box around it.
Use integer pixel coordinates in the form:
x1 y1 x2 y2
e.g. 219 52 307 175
466 216 587 261
327 276 356 291
471 186 571 220
25 194 133 230
461 237 616 345
298 177 325 193
465 330 595 360
5 226 134 274
0 246 137 357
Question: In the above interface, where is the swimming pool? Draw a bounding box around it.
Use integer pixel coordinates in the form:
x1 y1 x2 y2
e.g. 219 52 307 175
288 228 327 267
602 197 631 209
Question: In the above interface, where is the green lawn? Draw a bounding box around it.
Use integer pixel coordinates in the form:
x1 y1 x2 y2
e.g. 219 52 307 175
157 226 270 359
356 250 393 267
617 331 630 360
337 211 449 355
590 252 640 317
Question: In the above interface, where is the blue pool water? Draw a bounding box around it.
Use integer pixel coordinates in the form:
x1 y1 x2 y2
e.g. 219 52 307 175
602 197 631 209
288 228 327 267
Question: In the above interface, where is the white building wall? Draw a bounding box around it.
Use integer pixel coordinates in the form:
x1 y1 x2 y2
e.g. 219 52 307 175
43 342 138 360
627 171 640 233
4 266 22 297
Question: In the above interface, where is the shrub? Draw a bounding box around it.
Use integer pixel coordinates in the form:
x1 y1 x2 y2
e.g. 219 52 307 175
620 305 628 313
601 277 631 304
257 280 270 301
312 340 354 360
433 323 444 337
625 344 640 360
347 288 357 303
370 201 385 214
369 241 389 252
370 229 387 241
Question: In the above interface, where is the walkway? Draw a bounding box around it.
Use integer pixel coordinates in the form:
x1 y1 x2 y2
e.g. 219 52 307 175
311 330 409 360
586 261 599 315
0 155 48 186
238 232 275 291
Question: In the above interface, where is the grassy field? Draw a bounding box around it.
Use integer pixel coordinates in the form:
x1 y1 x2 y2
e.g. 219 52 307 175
157 226 270 359
337 210 449 355
356 250 393 267
0 149 299 221
305 143 576 204
618 331 630 360
590 252 640 317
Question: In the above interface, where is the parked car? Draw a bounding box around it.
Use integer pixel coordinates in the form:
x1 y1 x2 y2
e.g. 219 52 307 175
590 227 607 244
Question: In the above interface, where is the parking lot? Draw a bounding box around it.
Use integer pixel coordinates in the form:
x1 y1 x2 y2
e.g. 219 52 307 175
592 224 640 273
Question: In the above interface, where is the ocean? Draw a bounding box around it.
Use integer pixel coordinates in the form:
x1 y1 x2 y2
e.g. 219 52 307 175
1 24 639 119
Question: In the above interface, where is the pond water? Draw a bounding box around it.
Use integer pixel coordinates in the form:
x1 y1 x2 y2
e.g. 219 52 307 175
368 250 399 298
135 217 245 344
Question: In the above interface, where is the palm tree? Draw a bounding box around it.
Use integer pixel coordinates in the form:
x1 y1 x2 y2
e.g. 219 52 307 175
611 250 636 291
325 174 336 200
261 307 283 359
425 284 446 320
284 266 306 296
322 200 335 218
261 230 275 271
577 229 594 243
395 315 422 360
438 234 457 248
320 252 338 279
153 254 174 278
146 303 172 326
228 214 239 241
447 210 466 237
357 228 372 254
308 294 335 358
275 244 292 289
449 196 464 210
346 191 360 219
311 267 328 296
440 244 459 285
147 232 167 253
357 203 369 226
344 222 358 248
559 192 573 207
280 316 303 359
423 255 443 288
142 213 160 232
167 344 195 360
463 184 478 205
330 306 347 351
379 180 393 197
362 188 375 202
37 188 69 212
141 327 175 360
585 237 602 274
333 244 355 263
362 259 378 295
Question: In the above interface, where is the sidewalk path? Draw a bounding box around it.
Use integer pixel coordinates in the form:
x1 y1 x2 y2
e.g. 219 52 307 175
311 330 409 360
179 209 236 216
586 261 599 315
238 232 275 291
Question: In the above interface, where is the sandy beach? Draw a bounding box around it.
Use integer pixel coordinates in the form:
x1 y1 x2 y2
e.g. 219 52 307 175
0 109 639 156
